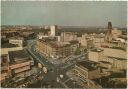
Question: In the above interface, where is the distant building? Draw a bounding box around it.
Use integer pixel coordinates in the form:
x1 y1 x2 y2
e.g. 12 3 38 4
50 25 56 37
98 61 112 75
37 32 49 39
1 43 23 52
111 28 122 39
105 22 123 43
86 36 95 49
44 25 49 29
105 21 113 42
21 31 34 37
93 33 105 48
9 37 24 47
78 34 88 47
108 39 127 50
61 32 77 42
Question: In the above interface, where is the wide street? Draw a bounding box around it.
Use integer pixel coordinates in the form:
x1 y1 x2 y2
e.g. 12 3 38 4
27 39 84 88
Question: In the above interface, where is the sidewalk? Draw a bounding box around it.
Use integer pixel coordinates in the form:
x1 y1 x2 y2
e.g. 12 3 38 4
66 70 102 89
66 70 87 88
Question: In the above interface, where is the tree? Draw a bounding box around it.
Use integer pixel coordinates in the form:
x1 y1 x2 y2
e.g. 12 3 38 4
74 48 81 55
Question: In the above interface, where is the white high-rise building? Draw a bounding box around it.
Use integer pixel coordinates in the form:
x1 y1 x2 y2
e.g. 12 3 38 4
50 25 56 36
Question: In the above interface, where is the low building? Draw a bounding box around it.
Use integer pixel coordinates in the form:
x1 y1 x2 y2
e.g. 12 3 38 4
1 51 10 83
60 32 77 42
107 56 127 70
93 34 105 48
88 48 104 62
1 43 23 52
108 38 127 50
111 28 122 39
9 49 34 77
77 34 88 47
0 49 34 83
9 37 24 47
73 60 101 80
86 36 95 49
98 61 112 75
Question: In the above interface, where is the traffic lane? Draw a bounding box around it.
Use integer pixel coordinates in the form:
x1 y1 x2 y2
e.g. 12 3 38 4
30 48 55 70
43 72 57 81
30 44 75 76
29 44 83 88
27 80 41 88
32 43 76 71
28 43 67 87
31 45 56 69
65 79 83 88
29 46 57 76
41 71 66 88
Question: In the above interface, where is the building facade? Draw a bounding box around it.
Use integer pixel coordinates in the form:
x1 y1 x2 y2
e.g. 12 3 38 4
36 38 79 59
88 48 104 62
0 49 34 83
73 60 100 80
60 32 77 42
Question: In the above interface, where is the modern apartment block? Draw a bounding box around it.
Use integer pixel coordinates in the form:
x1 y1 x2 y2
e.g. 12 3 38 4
88 48 104 62
1 49 34 83
73 60 101 80
1 39 34 83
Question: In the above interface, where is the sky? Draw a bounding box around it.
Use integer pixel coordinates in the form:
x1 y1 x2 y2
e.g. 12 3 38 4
1 1 127 27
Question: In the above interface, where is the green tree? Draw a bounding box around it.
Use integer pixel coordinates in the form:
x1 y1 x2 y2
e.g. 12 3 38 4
75 48 81 55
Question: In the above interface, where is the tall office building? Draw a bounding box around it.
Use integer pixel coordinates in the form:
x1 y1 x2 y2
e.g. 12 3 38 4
50 25 57 37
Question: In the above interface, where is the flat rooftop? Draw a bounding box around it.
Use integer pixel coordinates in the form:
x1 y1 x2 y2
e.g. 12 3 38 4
108 56 126 60
9 49 30 63
76 60 99 71
9 36 24 40
99 61 112 64
1 43 18 48
90 48 104 52
39 38 78 48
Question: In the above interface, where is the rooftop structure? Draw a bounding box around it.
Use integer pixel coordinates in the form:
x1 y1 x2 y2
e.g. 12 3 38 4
76 60 99 71
88 48 104 62
73 60 101 80
9 49 30 63
0 49 34 83
1 43 18 48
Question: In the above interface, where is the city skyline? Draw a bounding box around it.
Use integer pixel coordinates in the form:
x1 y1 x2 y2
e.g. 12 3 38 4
1 1 127 28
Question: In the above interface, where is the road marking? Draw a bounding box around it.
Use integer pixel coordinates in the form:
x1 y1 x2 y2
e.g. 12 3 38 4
63 77 72 83
59 79 68 88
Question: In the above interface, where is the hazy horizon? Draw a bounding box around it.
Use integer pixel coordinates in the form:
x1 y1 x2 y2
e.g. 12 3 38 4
1 1 127 28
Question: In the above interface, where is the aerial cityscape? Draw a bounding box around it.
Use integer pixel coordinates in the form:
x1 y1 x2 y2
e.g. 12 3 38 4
1 1 127 88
